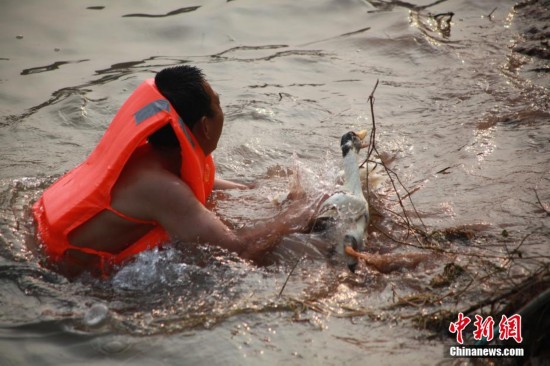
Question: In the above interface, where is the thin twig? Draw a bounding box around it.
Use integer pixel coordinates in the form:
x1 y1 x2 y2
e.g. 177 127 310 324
432 12 454 21
278 255 304 297
534 186 550 216
487 7 497 20
511 231 535 258
357 82 428 236
372 156 428 232
462 266 550 316
360 80 414 232
372 222 511 260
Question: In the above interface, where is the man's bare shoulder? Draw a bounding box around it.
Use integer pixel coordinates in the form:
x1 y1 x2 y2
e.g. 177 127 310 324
128 167 196 208
111 149 197 220
122 162 227 244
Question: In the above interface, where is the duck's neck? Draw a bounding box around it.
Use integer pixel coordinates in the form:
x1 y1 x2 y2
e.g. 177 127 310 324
343 151 363 197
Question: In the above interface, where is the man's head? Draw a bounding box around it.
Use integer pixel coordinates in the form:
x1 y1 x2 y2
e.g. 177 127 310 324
149 65 224 155
155 65 213 128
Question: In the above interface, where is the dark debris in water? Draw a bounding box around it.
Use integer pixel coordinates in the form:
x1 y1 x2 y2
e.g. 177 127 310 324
429 263 466 288
430 226 476 243
212 48 326 63
365 0 450 13
122 6 201 18
20 60 90 76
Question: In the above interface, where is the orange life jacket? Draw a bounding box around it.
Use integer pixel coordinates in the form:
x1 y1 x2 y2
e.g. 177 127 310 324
33 78 215 272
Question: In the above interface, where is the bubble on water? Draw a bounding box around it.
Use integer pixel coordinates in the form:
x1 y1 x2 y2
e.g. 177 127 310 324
84 303 110 327
98 338 131 355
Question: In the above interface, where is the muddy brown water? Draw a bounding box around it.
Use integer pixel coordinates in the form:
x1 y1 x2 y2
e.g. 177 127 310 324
1 0 549 365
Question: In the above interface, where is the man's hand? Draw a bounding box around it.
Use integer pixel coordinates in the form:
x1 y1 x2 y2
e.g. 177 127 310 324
213 178 251 190
238 195 319 261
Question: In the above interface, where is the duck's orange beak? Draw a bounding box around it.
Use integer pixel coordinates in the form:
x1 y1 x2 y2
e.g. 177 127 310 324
355 130 368 140
355 130 369 149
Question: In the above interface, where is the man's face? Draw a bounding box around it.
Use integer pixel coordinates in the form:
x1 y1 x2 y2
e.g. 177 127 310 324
203 81 224 153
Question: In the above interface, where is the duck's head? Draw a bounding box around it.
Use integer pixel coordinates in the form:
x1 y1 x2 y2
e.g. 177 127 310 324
340 130 368 157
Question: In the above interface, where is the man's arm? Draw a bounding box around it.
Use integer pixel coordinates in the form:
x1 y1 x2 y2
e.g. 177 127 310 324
145 172 314 261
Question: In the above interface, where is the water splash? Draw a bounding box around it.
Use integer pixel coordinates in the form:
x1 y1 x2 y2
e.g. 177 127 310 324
111 247 197 292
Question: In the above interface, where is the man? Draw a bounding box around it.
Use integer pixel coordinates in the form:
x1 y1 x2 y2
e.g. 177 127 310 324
33 65 314 277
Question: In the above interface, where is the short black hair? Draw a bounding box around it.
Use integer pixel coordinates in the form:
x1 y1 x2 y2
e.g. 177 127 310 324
148 65 213 148
154 65 213 127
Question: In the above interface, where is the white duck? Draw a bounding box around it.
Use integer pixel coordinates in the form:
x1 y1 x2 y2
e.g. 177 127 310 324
315 130 370 272
314 131 430 273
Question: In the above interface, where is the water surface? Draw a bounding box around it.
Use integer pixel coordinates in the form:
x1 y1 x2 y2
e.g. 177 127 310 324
1 0 549 365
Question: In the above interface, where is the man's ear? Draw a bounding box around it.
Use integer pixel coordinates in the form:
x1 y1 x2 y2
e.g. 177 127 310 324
199 116 210 138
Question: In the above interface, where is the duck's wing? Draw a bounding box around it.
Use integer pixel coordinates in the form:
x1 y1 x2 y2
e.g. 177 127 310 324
317 192 367 221
312 192 343 231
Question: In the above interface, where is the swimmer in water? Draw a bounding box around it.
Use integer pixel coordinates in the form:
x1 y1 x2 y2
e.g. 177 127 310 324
33 65 315 277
